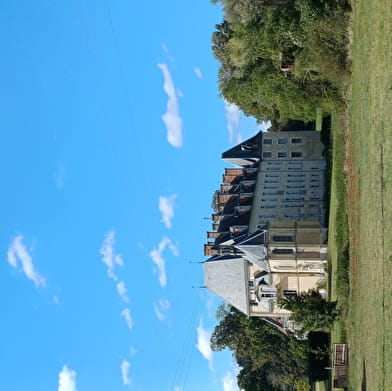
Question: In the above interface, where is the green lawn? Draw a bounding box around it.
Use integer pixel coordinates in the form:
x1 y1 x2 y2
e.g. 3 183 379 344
326 111 349 391
344 0 392 390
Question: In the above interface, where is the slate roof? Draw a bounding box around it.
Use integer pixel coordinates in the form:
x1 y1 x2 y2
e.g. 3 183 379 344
204 255 249 315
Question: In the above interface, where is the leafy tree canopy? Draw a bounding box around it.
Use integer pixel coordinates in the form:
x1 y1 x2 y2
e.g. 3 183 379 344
278 289 341 333
211 0 350 126
210 304 310 391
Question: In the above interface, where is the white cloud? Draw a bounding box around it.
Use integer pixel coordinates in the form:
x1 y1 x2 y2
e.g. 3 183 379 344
121 359 131 386
174 387 183 391
159 195 177 229
6 235 46 287
196 318 213 371
224 101 242 144
222 372 240 391
116 281 130 303
58 365 77 391
149 237 179 288
154 298 171 322
194 67 203 79
158 63 183 148
53 162 67 189
121 308 134 329
100 231 123 281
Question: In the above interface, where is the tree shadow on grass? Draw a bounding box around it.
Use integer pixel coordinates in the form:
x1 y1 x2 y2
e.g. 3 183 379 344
361 359 367 391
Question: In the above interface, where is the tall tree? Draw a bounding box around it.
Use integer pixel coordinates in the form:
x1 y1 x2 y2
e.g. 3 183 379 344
278 289 340 332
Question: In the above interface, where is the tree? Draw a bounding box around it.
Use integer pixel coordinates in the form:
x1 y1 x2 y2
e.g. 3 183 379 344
210 304 310 391
210 0 350 126
278 289 341 332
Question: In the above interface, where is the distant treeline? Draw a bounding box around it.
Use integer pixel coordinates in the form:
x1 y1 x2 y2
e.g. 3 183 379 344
211 0 351 128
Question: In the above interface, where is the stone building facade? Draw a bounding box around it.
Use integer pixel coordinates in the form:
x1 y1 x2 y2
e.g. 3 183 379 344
203 131 328 325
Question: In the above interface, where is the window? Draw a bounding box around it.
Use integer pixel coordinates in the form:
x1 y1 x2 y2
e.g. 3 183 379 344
261 292 275 298
285 214 304 219
261 205 275 209
291 151 302 158
263 152 272 158
278 152 287 158
278 137 287 144
273 235 294 242
291 138 302 144
263 138 273 144
273 248 294 254
249 280 254 287
288 184 305 189
285 204 304 208
266 174 279 178
286 197 305 202
288 174 305 178
283 290 297 297
259 214 275 219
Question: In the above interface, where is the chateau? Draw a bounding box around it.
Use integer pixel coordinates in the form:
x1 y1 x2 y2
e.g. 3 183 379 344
203 131 327 328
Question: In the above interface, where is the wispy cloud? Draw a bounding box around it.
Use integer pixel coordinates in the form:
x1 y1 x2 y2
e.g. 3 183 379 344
6 235 46 287
53 162 67 190
194 67 203 79
121 308 134 329
101 231 134 329
154 298 171 322
58 365 78 391
196 318 213 371
224 101 242 144
159 195 177 229
222 372 240 391
116 281 130 303
100 231 123 281
158 63 183 148
121 359 131 386
149 237 179 288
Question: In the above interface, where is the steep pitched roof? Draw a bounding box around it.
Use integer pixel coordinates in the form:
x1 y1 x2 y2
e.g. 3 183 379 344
203 256 249 315
222 132 262 167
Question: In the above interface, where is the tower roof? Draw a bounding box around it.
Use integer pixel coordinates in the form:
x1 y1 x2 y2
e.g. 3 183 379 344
203 256 249 315
222 132 262 167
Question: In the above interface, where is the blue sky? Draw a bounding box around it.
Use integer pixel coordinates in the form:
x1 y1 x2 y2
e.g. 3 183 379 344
0 2 266 391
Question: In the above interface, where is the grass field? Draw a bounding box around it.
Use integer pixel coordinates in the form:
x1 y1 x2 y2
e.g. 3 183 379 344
343 0 392 390
325 111 349 391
